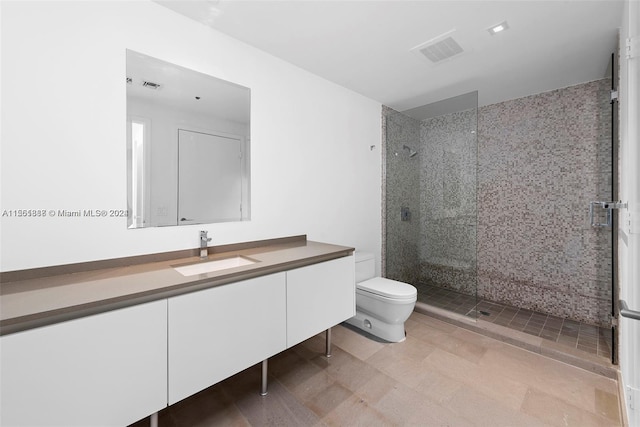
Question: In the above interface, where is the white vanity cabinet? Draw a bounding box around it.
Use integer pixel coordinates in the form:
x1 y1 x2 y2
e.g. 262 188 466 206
286 255 355 348
0 249 355 426
167 272 287 405
0 300 168 427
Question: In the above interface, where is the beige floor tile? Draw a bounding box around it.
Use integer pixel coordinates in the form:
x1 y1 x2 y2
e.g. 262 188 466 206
369 354 427 388
413 368 464 404
451 324 517 351
521 388 621 427
365 341 435 388
409 311 459 333
595 388 622 424
447 387 546 427
368 378 475 426
311 346 380 392
366 335 437 364
129 313 623 427
287 368 337 404
160 384 250 427
322 393 393 426
423 347 478 380
479 344 618 414
331 324 385 360
233 378 323 426
270 348 324 391
305 382 354 418
432 332 489 364
405 317 455 344
423 347 529 411
353 369 401 406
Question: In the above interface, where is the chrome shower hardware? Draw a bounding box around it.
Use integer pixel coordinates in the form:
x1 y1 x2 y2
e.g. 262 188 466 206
589 201 627 227
402 145 418 157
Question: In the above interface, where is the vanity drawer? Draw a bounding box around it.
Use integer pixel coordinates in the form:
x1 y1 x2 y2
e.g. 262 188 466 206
167 272 286 405
0 300 167 427
286 255 355 348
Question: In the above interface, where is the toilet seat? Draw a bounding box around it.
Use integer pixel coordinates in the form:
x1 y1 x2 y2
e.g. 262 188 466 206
357 277 417 302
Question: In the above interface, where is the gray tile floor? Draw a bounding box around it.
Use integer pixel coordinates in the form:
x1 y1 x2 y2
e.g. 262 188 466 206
129 313 622 426
417 283 613 359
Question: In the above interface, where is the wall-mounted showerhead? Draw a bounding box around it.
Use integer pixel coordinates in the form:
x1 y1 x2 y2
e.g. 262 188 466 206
403 145 418 157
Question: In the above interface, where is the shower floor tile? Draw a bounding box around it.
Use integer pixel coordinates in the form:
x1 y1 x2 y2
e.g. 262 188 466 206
416 283 612 360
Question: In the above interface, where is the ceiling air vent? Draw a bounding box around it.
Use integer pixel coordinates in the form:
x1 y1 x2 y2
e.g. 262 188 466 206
142 80 161 90
411 29 465 64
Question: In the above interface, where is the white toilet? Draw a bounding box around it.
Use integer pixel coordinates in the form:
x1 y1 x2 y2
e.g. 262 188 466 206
345 252 417 342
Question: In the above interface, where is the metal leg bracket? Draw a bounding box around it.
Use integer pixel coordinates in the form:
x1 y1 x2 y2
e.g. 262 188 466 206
325 328 332 358
260 359 268 396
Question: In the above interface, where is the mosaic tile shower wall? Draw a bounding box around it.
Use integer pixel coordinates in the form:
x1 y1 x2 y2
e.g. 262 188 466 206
477 79 612 327
383 79 612 327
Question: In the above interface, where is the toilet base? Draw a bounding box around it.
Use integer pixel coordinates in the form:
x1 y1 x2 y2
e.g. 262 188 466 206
344 310 407 343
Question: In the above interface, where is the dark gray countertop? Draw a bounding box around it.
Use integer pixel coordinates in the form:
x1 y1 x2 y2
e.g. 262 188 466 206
0 237 354 336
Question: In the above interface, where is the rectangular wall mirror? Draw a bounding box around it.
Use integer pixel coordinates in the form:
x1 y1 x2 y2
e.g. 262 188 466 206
126 50 251 228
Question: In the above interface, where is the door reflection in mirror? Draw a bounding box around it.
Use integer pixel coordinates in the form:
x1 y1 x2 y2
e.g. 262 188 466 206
178 129 244 224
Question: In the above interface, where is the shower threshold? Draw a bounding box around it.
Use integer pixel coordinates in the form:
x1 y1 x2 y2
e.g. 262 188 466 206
415 284 616 378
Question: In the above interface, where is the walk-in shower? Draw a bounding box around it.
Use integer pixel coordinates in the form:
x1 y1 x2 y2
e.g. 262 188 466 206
383 80 614 361
383 91 479 319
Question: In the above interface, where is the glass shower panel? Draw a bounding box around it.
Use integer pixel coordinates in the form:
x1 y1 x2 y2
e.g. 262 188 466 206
383 108 421 285
420 97 478 316
384 91 478 319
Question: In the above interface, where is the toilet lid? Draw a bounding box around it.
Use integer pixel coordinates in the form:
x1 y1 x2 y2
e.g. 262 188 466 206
357 277 417 300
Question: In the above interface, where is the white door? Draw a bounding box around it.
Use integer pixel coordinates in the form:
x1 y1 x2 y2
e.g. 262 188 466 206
620 1 640 424
178 129 242 224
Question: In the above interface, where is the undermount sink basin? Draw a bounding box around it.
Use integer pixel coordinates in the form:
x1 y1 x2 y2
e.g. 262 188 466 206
173 256 257 277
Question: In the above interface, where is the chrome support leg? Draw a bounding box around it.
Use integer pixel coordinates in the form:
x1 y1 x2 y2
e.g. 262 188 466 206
260 359 268 396
150 412 158 427
325 327 332 358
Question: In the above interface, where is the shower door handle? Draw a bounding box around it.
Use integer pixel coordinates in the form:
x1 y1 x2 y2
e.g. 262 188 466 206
620 300 640 321
589 201 627 227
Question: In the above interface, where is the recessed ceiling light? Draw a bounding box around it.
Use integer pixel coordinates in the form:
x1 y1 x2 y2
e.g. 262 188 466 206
488 21 509 35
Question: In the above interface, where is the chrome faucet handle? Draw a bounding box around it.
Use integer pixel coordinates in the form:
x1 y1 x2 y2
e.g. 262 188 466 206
199 231 211 259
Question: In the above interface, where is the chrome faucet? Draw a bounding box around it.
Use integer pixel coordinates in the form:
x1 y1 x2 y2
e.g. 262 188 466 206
200 230 212 259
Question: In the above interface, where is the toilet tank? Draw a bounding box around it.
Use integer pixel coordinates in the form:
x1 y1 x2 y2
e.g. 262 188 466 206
355 252 375 283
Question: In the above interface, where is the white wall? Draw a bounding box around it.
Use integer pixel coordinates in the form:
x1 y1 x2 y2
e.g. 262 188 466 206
618 0 640 424
0 1 382 271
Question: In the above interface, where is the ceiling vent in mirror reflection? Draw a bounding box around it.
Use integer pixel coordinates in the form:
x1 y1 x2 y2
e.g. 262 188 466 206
142 80 162 90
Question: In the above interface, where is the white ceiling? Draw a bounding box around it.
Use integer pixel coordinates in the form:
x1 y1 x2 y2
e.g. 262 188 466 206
127 50 250 124
155 0 623 114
